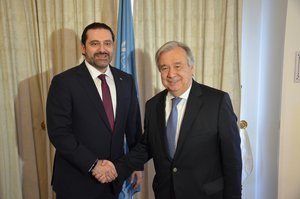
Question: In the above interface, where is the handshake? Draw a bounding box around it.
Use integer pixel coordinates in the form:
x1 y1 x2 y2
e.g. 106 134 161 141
92 160 118 183
91 160 142 189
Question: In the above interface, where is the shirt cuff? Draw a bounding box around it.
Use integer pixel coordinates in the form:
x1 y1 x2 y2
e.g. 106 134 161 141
88 159 98 172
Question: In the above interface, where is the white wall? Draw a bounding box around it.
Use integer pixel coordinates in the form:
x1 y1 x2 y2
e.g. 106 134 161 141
256 1 287 198
278 0 300 199
241 0 288 198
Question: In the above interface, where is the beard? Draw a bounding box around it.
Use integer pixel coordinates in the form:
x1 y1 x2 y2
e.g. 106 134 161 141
87 52 112 71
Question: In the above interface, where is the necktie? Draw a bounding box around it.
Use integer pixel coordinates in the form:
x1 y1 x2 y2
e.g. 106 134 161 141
99 74 114 130
166 97 182 158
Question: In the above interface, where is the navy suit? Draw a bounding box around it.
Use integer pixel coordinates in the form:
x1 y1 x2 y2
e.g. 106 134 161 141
116 80 242 199
46 61 142 198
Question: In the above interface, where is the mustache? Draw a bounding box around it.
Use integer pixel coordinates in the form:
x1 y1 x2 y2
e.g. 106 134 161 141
94 52 109 56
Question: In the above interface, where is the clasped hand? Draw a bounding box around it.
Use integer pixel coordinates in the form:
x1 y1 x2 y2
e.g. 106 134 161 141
92 160 117 183
92 160 143 189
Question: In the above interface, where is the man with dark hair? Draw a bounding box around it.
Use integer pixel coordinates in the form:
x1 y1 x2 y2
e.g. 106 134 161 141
46 22 142 199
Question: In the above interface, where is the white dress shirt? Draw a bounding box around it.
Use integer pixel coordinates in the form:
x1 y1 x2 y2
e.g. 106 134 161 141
165 84 192 148
85 61 117 118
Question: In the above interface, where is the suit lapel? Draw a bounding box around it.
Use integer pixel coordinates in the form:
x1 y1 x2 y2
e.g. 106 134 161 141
111 67 125 134
175 81 204 157
76 62 112 132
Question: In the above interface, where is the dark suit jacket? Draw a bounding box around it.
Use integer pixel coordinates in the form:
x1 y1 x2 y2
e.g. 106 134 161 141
46 61 142 198
116 80 242 199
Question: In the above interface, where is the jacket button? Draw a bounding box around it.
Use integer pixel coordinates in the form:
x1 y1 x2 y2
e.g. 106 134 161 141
173 168 177 173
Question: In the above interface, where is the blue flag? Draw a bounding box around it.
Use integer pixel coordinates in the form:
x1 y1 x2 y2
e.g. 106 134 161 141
115 0 137 85
115 0 140 199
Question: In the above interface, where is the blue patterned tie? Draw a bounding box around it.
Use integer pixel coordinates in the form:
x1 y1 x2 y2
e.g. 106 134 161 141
166 97 182 158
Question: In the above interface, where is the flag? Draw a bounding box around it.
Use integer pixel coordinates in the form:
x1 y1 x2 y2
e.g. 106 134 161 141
115 0 138 87
115 0 140 198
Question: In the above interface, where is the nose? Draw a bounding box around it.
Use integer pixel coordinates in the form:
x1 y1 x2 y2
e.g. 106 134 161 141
167 67 176 77
98 43 106 52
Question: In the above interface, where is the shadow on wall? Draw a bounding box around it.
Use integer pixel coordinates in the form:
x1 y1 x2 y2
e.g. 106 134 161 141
15 28 81 199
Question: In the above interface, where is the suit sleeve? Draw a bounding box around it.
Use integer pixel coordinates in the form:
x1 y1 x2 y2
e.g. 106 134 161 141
218 93 242 198
115 100 152 182
46 75 97 174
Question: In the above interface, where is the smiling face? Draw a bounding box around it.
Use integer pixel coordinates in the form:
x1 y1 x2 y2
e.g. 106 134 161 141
81 28 114 73
158 47 194 97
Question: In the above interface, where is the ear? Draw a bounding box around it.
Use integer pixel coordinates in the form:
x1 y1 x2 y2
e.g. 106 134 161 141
80 43 86 56
191 64 195 74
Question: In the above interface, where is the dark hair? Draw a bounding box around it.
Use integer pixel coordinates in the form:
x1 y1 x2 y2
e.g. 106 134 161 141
155 41 195 69
81 22 115 45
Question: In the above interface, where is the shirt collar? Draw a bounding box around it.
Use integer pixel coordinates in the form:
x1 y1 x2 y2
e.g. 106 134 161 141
85 60 113 80
167 82 192 101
